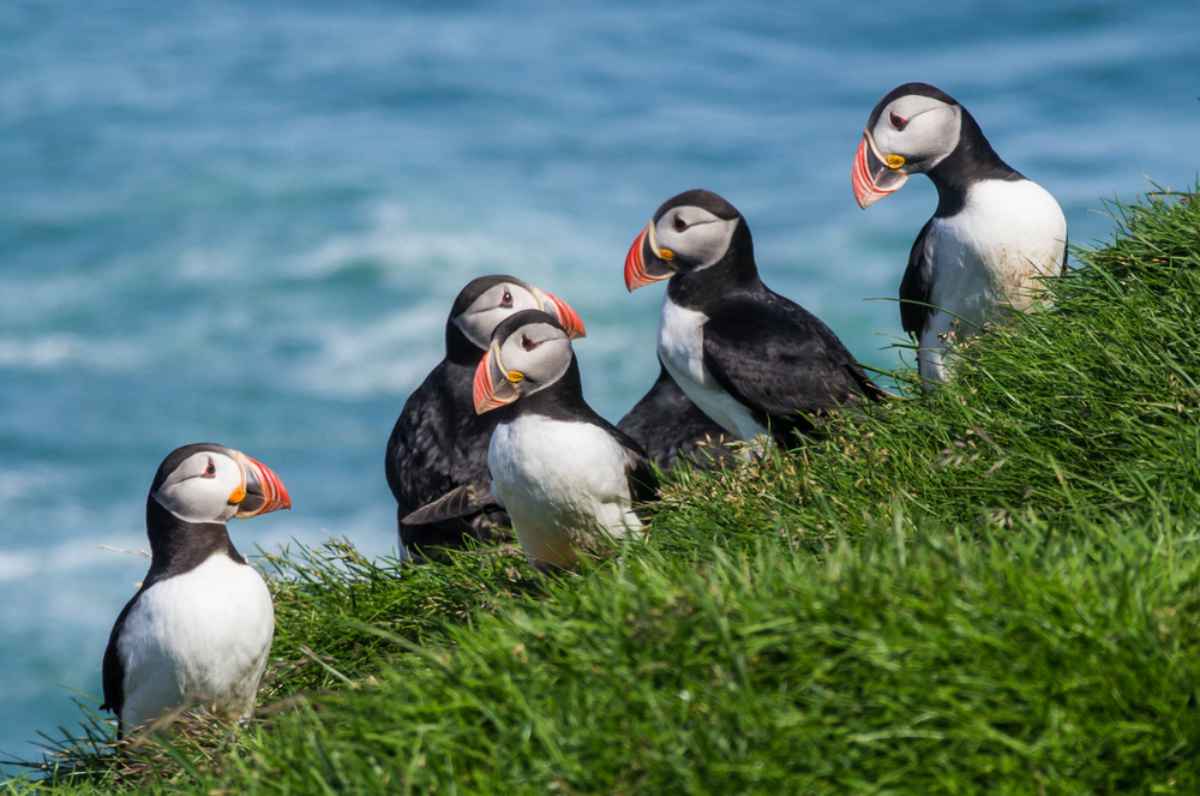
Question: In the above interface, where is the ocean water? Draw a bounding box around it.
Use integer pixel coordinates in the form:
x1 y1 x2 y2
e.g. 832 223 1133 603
1 0 1196 766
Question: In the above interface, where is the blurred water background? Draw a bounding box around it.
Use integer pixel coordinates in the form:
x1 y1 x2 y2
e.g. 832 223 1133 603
1 0 1196 766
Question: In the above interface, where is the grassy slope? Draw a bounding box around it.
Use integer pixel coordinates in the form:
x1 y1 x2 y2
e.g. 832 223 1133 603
12 190 1200 794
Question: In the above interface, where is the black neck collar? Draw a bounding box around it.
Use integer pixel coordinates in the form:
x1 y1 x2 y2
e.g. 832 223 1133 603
665 219 763 311
445 321 486 368
927 108 1022 217
511 356 596 423
144 496 244 584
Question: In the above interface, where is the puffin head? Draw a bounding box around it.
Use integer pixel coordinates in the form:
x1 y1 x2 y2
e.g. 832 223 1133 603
473 310 575 414
149 443 291 525
624 189 746 292
448 274 585 354
852 82 963 209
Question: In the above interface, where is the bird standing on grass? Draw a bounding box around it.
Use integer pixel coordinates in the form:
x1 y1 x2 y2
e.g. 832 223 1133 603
852 82 1068 383
411 310 656 570
624 188 886 447
101 443 291 737
385 275 585 559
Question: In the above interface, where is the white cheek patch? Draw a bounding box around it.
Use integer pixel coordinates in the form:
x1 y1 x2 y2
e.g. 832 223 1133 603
454 285 540 350
873 101 961 169
654 212 738 271
154 454 242 523
500 328 572 395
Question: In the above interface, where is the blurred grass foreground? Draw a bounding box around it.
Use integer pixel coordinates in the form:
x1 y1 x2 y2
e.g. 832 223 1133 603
13 187 1200 793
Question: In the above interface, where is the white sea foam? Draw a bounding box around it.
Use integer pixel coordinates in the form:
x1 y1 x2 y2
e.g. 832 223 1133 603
0 534 146 584
0 334 143 371
293 200 567 283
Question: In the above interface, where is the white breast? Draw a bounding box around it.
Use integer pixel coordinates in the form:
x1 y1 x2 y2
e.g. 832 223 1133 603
488 414 642 569
919 177 1067 381
657 297 767 441
117 552 274 732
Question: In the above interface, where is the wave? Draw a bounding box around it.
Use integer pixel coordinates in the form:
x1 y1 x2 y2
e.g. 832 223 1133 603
0 334 143 372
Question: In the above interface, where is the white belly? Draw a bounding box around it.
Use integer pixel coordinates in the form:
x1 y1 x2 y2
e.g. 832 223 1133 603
117 552 275 732
488 415 642 568
920 178 1067 382
658 298 768 441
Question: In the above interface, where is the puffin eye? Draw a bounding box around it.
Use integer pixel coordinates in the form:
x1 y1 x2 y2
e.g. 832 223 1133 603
890 111 909 131
202 457 217 478
673 215 688 233
521 334 538 352
500 289 513 308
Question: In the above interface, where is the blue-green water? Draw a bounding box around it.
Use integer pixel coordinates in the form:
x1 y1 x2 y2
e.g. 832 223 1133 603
1 0 1196 766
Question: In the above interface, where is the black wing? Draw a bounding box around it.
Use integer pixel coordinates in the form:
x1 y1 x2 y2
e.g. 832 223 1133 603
101 593 142 734
623 443 659 508
385 362 510 552
402 483 498 526
617 363 734 470
1061 233 1069 276
899 218 934 338
702 290 886 444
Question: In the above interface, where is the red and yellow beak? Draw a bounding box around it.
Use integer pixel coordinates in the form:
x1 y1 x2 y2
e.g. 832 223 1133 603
229 452 292 518
532 288 587 339
851 131 910 209
624 221 677 292
473 341 523 414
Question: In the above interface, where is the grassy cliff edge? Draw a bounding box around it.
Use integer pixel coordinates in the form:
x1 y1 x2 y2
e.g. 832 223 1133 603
12 188 1200 794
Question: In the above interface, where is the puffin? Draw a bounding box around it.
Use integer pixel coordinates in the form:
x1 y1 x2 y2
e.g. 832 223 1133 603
624 188 887 446
384 275 585 558
852 82 1068 383
617 360 734 470
443 309 657 570
101 443 291 736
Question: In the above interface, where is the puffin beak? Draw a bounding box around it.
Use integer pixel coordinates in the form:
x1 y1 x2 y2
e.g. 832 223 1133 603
532 288 587 339
231 452 292 518
624 221 676 292
473 341 522 414
852 131 910 209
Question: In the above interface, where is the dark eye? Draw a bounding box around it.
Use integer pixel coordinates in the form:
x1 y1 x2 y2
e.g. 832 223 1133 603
890 111 909 131
673 215 687 233
500 289 513 308
521 334 538 352
202 457 217 478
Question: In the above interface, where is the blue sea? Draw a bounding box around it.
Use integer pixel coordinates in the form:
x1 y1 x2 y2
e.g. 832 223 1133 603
1 0 1196 768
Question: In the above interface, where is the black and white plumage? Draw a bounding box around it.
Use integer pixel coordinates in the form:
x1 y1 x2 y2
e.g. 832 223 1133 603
617 360 733 470
624 189 886 447
384 275 585 558
853 82 1068 383
101 443 291 736
471 310 657 569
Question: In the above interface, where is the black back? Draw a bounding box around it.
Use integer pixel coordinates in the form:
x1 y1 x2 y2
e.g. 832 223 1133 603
899 218 935 338
384 277 525 555
101 468 245 733
385 360 510 553
617 362 733 470
662 197 886 445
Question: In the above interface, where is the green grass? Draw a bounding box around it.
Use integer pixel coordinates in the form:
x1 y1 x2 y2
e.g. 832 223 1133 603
9 188 1200 794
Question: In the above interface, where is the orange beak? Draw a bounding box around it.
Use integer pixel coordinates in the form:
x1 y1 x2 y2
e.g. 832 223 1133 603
851 131 909 209
624 222 675 292
473 342 521 414
234 454 292 518
536 290 587 339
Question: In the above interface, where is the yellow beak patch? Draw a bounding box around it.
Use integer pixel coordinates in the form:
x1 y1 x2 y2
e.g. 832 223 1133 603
885 154 906 170
227 483 247 505
506 370 525 384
